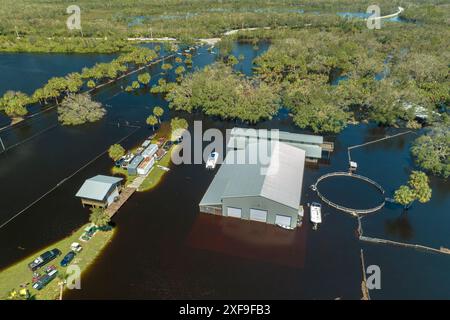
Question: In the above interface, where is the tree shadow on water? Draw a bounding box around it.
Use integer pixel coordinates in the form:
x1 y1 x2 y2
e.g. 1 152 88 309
384 211 414 241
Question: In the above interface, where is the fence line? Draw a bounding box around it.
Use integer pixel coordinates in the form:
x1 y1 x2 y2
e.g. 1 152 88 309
0 53 177 134
0 125 140 230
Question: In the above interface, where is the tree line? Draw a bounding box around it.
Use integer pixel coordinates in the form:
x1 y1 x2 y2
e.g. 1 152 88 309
0 47 158 123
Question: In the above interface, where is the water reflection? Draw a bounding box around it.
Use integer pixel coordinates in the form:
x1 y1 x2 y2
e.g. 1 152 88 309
385 212 414 240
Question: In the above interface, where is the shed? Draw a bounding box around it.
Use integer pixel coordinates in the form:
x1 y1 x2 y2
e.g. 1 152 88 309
76 175 123 208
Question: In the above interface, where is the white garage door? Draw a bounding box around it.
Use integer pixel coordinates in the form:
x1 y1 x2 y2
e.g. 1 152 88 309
275 215 292 227
250 209 267 222
226 207 242 218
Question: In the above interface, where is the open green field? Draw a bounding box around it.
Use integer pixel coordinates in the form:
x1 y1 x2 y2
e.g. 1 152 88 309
0 225 115 300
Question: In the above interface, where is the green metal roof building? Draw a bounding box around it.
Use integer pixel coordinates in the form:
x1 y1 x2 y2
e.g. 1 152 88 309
227 127 325 159
199 141 305 229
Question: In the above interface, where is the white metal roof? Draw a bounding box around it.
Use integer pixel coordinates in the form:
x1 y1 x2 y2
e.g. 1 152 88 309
75 175 123 201
200 141 305 210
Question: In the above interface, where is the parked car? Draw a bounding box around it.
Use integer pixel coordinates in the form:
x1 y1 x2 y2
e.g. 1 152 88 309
70 242 83 253
32 269 58 291
115 158 124 168
28 249 61 271
60 251 76 267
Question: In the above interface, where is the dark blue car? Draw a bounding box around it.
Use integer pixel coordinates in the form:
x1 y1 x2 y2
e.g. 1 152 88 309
60 251 76 267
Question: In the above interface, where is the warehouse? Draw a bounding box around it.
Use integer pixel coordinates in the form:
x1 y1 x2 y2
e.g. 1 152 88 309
199 141 305 229
227 127 333 160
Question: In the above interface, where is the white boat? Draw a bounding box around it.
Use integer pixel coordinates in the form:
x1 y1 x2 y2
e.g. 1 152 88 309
206 152 219 169
276 223 294 230
310 202 322 230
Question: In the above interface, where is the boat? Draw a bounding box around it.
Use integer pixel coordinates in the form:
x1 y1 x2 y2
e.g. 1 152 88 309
206 152 219 169
310 202 322 230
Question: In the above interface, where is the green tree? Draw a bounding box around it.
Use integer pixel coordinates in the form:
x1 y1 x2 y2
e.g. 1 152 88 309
58 93 106 126
161 63 173 71
146 115 158 130
153 106 164 123
87 80 96 89
394 185 416 209
131 81 140 89
175 66 185 76
226 55 239 66
108 144 125 161
408 171 432 203
166 63 280 123
65 72 83 94
411 125 449 178
89 207 110 228
138 72 151 85
0 91 29 119
170 117 188 132
394 171 432 210
284 79 349 133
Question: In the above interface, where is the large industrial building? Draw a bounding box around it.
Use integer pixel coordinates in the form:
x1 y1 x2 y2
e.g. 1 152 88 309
199 141 305 229
227 127 333 161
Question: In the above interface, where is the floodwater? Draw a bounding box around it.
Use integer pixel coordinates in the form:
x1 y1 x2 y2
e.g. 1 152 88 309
0 42 449 299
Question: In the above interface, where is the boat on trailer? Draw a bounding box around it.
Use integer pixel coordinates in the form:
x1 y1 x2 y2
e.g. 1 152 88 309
310 202 322 230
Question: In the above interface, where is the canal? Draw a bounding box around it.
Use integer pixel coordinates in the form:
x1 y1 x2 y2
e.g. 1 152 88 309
0 42 449 299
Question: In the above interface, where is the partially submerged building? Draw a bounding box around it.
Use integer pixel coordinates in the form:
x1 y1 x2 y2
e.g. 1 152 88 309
199 141 305 229
227 127 333 161
75 175 123 208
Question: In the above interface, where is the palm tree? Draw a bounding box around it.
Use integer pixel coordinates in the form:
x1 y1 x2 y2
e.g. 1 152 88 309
153 106 164 123
89 207 110 228
146 115 158 131
57 272 69 301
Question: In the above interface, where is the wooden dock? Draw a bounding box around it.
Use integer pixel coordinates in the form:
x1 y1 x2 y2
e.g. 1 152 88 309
105 187 136 217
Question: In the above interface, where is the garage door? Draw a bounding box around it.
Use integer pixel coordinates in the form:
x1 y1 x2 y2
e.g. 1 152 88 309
275 215 292 227
250 209 267 222
226 207 242 218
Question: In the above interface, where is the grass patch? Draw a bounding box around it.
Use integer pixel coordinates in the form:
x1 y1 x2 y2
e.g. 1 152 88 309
111 166 138 186
0 224 115 300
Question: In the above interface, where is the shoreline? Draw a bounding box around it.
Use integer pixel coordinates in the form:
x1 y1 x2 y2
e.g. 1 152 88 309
0 224 116 300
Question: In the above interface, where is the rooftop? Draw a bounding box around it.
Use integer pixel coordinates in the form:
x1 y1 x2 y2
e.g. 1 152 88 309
75 175 123 201
200 141 305 210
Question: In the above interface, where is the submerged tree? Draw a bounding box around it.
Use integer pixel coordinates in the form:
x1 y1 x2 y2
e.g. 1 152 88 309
411 124 449 178
0 90 29 119
153 106 164 123
146 115 158 130
138 72 151 85
166 63 279 123
394 171 432 210
58 93 106 126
